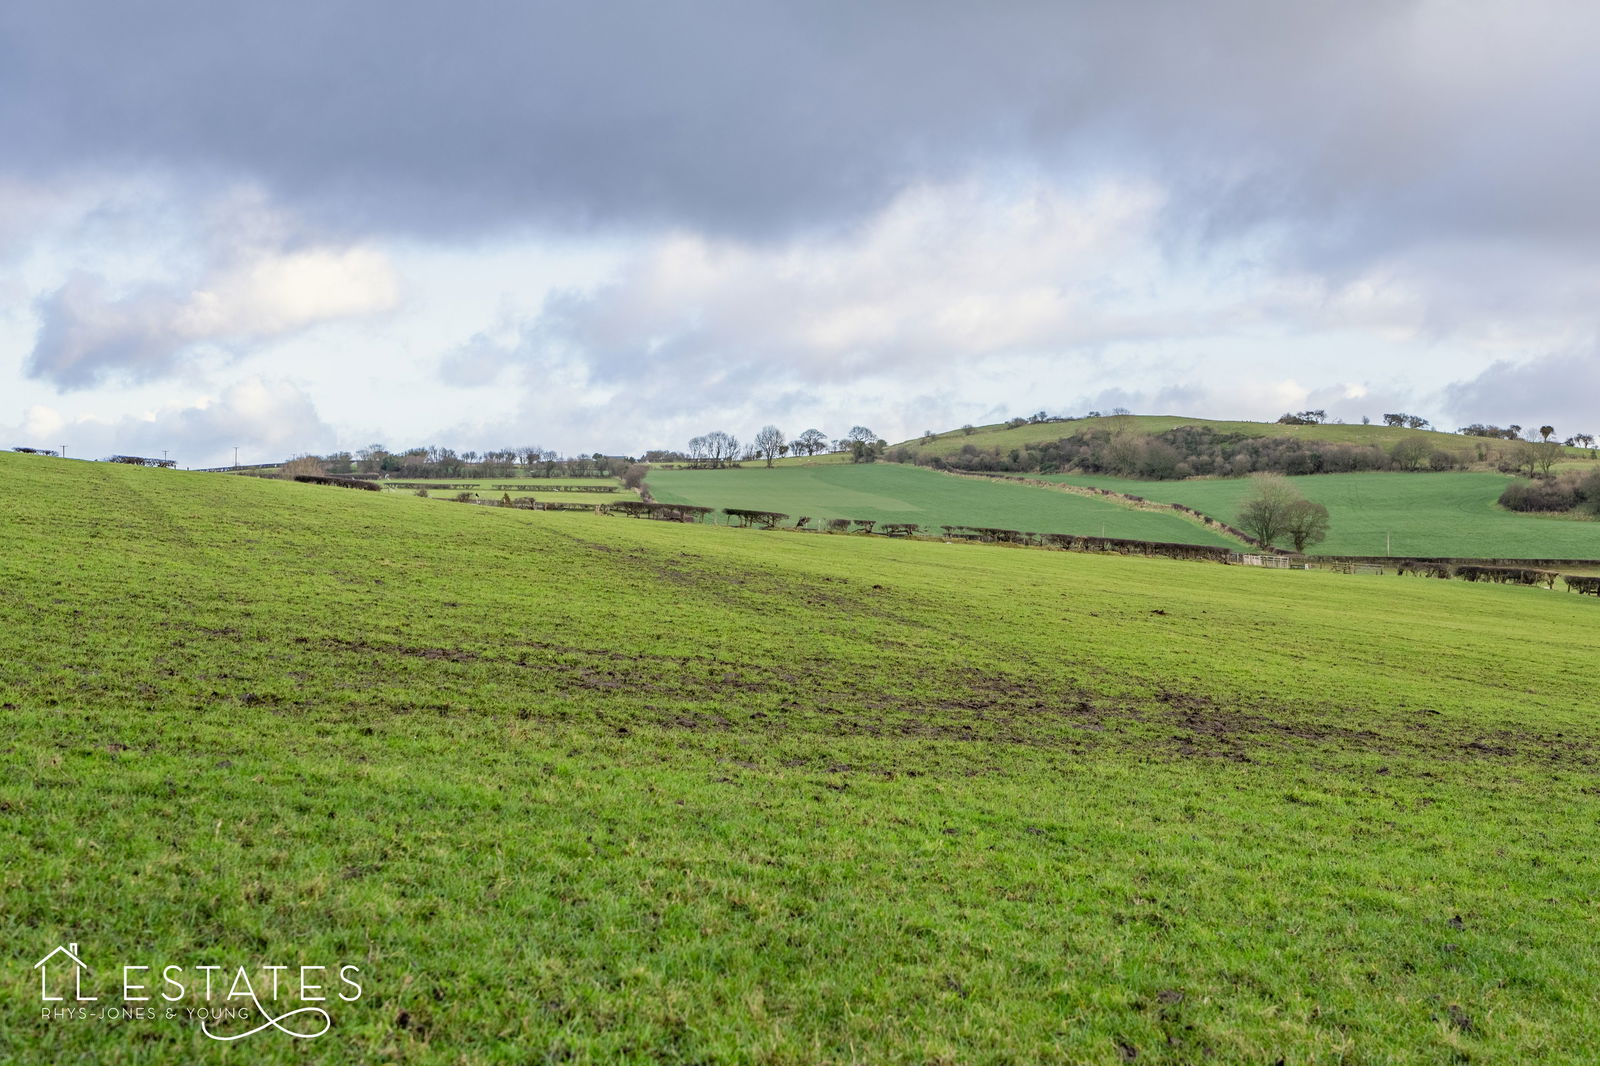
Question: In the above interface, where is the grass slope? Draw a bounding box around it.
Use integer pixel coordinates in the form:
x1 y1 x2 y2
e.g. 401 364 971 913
1047 471 1600 560
648 463 1237 546
3 452 1600 1063
908 414 1517 462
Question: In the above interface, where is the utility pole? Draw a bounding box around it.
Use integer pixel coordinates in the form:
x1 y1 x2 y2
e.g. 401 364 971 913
233 446 239 469
60 444 66 459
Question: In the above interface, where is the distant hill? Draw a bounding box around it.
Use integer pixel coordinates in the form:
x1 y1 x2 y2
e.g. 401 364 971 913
899 413 1494 461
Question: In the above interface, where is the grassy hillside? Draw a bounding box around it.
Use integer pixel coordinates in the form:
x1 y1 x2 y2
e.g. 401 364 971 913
647 463 1237 546
907 414 1519 463
1047 471 1600 560
3 451 1600 1063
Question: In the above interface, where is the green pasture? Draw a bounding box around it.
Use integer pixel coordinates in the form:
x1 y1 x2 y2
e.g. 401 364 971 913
647 463 1236 546
1045 471 1600 560
356 476 639 503
2 451 1599 1063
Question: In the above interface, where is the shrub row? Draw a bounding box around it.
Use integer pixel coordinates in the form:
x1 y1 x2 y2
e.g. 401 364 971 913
293 475 381 491
1498 470 1600 513
606 501 714 522
1392 560 1600 591
724 508 790 528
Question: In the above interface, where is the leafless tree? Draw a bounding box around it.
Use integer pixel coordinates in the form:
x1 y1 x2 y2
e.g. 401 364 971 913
753 425 786 467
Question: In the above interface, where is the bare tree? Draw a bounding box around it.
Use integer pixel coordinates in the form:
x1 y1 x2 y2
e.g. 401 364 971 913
753 425 785 467
1236 475 1301 548
356 443 390 473
1390 437 1432 471
1534 441 1561 476
1282 499 1331 553
279 455 327 479
1511 440 1561 478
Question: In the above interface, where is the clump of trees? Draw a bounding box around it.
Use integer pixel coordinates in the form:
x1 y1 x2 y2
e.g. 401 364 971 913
838 426 886 463
1500 440 1564 478
1499 470 1600 514
1458 424 1522 440
911 425 1462 480
790 428 829 456
1382 413 1432 429
1276 410 1327 425
1236 476 1330 552
686 431 741 468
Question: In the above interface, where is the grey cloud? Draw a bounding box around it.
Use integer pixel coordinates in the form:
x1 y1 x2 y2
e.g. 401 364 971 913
1440 349 1600 437
438 331 516 387
27 274 195 389
8 0 1600 272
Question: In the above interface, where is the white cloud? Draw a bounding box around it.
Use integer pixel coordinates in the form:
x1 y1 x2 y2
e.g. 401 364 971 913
175 246 398 338
2 377 334 467
20 185 401 390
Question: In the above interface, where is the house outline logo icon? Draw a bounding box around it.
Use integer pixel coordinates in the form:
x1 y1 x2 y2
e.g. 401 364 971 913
34 942 95 1002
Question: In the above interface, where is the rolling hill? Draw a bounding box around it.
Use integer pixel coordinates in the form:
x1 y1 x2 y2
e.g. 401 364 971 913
3 450 1599 1063
898 413 1568 463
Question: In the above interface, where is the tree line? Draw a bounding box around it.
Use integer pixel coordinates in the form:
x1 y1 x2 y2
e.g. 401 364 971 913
648 425 888 468
280 445 637 480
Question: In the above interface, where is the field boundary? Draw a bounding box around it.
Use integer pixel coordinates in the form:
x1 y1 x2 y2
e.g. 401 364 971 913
938 468 1273 551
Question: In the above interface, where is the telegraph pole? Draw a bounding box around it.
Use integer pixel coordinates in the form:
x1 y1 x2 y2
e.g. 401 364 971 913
60 444 67 459
233 446 239 469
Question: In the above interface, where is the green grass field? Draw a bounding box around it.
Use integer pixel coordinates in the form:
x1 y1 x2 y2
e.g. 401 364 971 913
3 451 1600 1063
647 464 1237 546
902 415 1505 462
1045 471 1600 560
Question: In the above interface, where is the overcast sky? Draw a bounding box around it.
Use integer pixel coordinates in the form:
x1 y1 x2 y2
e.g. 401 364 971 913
3 1 1598 466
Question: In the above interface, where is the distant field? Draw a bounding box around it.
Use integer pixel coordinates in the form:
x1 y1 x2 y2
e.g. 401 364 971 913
905 414 1546 463
648 463 1237 545
1046 471 1600 559
358 476 641 503
4 451 1600 1062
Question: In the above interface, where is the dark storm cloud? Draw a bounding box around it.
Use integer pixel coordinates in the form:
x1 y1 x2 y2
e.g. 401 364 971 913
1441 349 1600 437
8 0 1598 263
